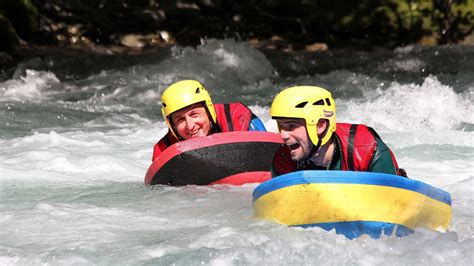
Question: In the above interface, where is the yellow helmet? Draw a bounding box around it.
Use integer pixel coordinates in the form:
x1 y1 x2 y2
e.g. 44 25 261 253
161 80 217 137
270 86 336 146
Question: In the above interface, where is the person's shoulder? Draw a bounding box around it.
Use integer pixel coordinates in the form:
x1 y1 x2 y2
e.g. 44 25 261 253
214 102 252 111
358 124 382 139
157 130 179 146
335 123 376 134
227 102 249 108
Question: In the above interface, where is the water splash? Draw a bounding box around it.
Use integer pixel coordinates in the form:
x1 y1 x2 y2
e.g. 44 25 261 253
0 70 60 101
343 76 473 131
1 43 473 264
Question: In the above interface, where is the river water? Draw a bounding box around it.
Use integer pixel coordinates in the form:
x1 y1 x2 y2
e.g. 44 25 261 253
1 40 473 265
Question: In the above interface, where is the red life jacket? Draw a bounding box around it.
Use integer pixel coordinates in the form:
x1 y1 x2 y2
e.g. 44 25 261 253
272 123 400 175
337 123 378 171
152 102 254 161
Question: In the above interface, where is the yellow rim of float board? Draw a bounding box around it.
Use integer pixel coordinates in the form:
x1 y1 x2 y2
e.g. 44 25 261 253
253 171 452 231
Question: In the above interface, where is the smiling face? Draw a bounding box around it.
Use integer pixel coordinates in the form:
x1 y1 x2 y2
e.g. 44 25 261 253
170 103 211 140
277 118 313 161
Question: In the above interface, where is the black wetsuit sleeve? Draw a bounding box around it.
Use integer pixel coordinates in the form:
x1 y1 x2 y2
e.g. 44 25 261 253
270 164 279 178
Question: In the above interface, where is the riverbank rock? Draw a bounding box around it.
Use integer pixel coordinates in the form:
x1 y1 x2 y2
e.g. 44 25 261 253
461 33 474 46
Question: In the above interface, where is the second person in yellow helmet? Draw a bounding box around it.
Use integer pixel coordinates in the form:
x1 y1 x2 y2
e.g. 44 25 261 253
270 85 406 177
152 80 266 161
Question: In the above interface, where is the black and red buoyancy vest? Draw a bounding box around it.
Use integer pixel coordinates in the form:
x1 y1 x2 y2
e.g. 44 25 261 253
338 123 382 171
272 123 401 175
152 102 254 161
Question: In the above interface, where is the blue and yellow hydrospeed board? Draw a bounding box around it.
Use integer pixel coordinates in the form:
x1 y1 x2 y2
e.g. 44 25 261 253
252 171 452 239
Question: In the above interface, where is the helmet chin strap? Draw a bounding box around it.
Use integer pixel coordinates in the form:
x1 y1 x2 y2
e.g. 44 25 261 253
205 108 221 135
304 138 322 161
303 125 324 161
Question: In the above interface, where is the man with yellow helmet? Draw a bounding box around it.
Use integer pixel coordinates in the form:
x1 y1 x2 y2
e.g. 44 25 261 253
152 80 266 161
270 86 406 177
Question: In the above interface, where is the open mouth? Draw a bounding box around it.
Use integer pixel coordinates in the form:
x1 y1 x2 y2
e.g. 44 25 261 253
188 130 201 137
288 143 300 151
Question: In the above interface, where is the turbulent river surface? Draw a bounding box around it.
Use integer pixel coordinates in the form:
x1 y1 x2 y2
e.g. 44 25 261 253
1 40 473 265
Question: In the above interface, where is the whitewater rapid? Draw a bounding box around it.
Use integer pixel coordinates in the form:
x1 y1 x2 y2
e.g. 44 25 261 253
1 40 473 265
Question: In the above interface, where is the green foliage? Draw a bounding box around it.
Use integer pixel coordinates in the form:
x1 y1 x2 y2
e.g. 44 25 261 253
431 0 474 43
1 0 473 51
274 0 474 45
1 0 38 40
0 13 20 51
36 0 165 42
0 0 39 51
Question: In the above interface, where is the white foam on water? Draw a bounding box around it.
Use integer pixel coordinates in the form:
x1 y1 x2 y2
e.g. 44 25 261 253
341 76 473 133
248 105 277 133
379 57 427 72
213 48 241 68
83 39 276 107
0 125 158 183
0 70 60 102
1 44 473 264
337 76 474 183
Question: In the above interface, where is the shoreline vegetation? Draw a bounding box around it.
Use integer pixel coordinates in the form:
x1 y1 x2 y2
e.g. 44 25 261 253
1 0 474 75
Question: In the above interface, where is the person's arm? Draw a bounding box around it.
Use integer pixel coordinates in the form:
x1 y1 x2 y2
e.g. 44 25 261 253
271 164 280 178
152 143 163 161
271 146 296 177
368 137 399 175
249 114 266 131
